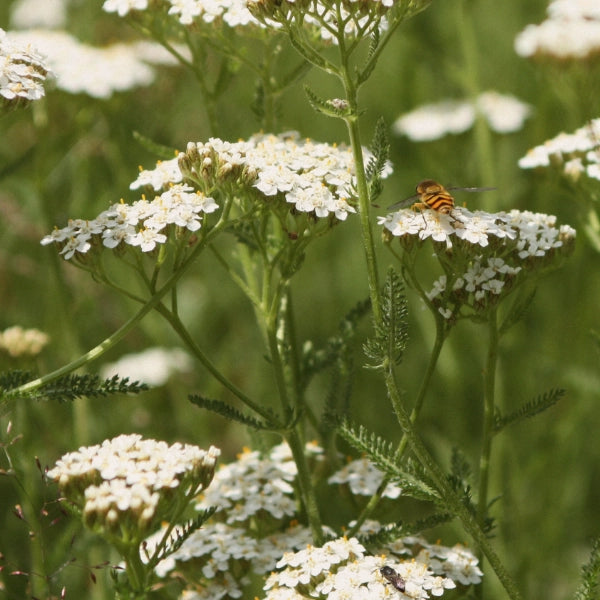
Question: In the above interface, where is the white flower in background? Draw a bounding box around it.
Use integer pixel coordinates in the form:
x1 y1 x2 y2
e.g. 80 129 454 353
4 30 181 99
0 326 49 357
328 457 402 499
548 0 600 20
196 442 313 523
10 0 67 29
0 28 50 106
394 92 531 141
393 100 475 142
100 347 193 386
515 0 600 60
518 117 600 181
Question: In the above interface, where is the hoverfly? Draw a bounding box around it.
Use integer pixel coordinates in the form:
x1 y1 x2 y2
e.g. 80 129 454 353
387 179 495 213
379 565 406 593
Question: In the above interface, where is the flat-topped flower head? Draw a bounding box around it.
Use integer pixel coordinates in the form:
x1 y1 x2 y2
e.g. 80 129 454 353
515 0 600 61
263 538 464 599
150 132 386 221
247 0 430 44
379 206 576 322
0 28 51 111
48 434 220 541
518 118 600 182
104 0 261 29
41 184 218 262
196 441 322 525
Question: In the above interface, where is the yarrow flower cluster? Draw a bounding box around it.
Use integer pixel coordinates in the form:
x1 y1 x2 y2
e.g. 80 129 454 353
262 536 470 600
143 442 322 598
518 117 600 181
48 434 220 539
393 92 532 142
139 132 387 220
102 0 419 43
0 28 50 109
41 184 218 261
0 325 49 357
5 30 181 99
197 442 323 523
515 0 600 61
379 206 576 320
328 457 402 499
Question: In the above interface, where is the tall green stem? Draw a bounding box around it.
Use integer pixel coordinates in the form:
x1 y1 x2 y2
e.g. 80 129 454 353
385 367 522 600
348 317 447 535
343 114 382 324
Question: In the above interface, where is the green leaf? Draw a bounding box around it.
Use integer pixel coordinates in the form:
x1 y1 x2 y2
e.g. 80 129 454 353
1 371 148 405
337 419 439 502
365 117 390 205
132 131 178 161
494 388 565 434
189 394 274 430
364 269 408 369
360 513 453 550
574 538 600 600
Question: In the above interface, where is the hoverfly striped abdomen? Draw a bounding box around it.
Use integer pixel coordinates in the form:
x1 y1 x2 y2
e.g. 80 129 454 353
414 179 455 214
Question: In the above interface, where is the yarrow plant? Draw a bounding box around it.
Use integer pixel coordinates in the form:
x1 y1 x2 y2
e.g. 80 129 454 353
47 434 220 594
0 1 594 600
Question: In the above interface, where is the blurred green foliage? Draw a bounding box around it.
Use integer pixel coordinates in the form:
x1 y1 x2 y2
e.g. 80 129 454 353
0 0 599 598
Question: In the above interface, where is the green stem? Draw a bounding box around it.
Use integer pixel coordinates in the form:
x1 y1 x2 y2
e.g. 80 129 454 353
10 219 227 398
455 0 496 195
348 314 447 536
385 366 522 600
477 309 499 549
158 306 276 423
343 114 382 323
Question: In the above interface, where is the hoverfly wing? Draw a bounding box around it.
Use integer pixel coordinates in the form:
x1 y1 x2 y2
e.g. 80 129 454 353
387 193 419 211
446 186 496 193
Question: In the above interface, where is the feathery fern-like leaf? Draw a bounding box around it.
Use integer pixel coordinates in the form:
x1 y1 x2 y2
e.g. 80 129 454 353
337 419 439 502
189 395 274 430
573 538 600 600
364 269 408 369
360 513 453 550
494 388 565 434
2 372 148 403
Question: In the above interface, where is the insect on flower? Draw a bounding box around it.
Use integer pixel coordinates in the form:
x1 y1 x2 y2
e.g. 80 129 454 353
380 565 406 593
388 179 495 213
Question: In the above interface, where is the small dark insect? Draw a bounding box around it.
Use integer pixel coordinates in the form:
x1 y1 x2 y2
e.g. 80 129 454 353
380 565 406 593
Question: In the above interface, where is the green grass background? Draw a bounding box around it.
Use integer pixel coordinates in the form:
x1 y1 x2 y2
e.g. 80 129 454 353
1 0 599 598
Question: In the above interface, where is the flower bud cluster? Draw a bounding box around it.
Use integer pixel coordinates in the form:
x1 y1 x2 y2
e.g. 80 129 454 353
0 28 50 110
48 434 220 540
0 325 49 357
518 118 600 182
41 184 218 261
379 206 576 321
